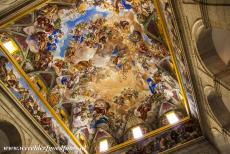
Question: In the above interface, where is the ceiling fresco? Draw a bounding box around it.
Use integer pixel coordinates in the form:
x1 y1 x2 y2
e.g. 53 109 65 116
0 0 198 153
109 119 201 154
159 0 198 117
0 51 83 153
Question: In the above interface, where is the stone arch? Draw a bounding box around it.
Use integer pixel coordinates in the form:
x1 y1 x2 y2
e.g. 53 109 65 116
0 114 26 153
204 86 230 130
192 19 230 85
0 121 22 154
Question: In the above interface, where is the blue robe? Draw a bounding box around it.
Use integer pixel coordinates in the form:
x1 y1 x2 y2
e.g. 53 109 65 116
121 0 132 10
147 78 157 94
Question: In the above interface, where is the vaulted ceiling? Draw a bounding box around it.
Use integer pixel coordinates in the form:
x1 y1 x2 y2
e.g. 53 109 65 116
0 0 198 153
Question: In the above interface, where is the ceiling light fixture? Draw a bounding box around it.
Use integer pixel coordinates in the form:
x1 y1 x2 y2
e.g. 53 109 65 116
99 139 109 152
132 126 143 139
166 111 179 124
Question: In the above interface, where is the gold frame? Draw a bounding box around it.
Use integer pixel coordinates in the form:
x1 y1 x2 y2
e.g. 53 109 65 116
0 45 88 154
0 80 60 149
102 117 190 154
154 0 191 116
0 0 193 153
101 1 192 152
0 1 88 152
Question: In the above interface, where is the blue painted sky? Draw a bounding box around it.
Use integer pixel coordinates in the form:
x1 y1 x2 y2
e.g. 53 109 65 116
59 6 109 57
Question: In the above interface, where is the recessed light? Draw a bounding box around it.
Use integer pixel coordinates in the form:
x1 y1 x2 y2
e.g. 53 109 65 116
166 112 179 124
132 126 143 139
99 139 109 152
